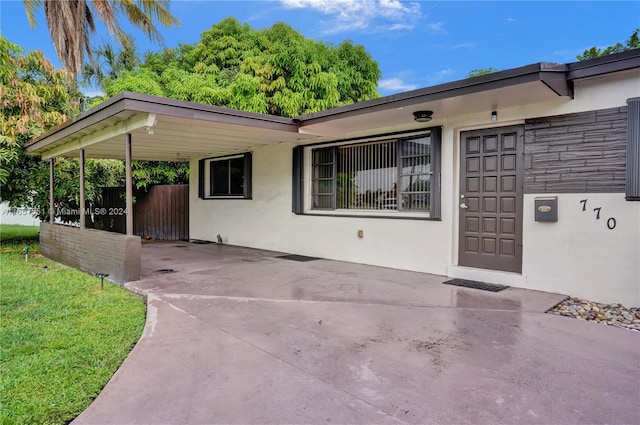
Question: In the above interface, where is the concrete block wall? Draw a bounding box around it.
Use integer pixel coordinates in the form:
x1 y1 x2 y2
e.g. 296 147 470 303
39 223 141 282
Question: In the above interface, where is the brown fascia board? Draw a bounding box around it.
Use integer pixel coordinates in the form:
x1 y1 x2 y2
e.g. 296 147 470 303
25 92 298 154
566 48 640 80
25 93 128 154
297 62 571 126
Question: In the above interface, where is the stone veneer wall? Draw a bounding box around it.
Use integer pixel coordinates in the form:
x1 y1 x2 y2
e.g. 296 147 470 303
524 106 627 193
39 222 141 282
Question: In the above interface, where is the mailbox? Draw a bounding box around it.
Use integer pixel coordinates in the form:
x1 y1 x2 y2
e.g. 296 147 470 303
534 197 558 222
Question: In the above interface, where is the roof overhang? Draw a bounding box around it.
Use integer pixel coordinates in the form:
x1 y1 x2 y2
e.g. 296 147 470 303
296 62 571 137
25 92 307 161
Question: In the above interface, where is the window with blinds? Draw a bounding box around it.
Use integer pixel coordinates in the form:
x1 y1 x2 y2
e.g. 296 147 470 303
311 134 437 214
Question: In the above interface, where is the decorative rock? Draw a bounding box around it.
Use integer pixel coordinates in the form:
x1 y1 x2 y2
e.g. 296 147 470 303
549 297 640 332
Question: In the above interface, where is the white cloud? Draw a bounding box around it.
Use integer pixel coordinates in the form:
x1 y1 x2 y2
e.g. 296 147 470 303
280 0 423 33
378 77 418 92
453 42 476 50
425 22 444 33
426 67 455 84
507 17 517 22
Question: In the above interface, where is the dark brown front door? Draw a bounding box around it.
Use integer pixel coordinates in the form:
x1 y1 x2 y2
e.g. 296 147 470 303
458 126 524 273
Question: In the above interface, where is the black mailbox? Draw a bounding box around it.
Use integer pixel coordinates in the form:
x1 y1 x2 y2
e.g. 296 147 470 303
534 197 558 222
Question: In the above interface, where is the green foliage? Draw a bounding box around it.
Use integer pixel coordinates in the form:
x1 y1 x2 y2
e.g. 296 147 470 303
467 67 500 78
132 161 189 189
0 36 92 222
0 239 145 425
3 154 126 222
104 68 165 96
0 36 79 186
578 29 639 60
81 34 141 88
103 17 381 117
92 17 381 190
0 37 185 224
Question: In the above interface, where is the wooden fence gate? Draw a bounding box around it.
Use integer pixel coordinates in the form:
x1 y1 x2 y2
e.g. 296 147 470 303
90 184 189 240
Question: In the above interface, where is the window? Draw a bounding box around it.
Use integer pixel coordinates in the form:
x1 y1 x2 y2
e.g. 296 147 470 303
303 129 441 217
198 153 252 199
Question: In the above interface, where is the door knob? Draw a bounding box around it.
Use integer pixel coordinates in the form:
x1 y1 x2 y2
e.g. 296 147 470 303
459 203 468 209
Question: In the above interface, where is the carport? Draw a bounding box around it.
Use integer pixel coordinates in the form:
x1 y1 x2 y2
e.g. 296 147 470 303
25 92 316 282
25 62 577 285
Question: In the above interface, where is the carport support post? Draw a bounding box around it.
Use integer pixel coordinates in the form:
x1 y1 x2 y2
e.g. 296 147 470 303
49 158 54 223
79 149 85 228
125 133 133 236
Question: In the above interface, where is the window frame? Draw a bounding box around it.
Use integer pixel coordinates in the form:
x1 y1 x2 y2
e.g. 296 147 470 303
198 152 252 200
627 97 640 201
300 128 441 219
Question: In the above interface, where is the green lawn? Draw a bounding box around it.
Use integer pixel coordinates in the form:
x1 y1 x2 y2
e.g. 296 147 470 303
0 226 146 425
0 224 40 244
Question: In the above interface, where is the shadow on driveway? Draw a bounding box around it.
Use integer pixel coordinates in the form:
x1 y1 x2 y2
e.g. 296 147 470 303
73 242 640 425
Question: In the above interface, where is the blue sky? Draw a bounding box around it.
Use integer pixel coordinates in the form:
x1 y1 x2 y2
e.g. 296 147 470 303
1 0 638 96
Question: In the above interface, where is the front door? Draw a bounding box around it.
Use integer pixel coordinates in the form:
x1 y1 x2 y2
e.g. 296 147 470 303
458 126 524 273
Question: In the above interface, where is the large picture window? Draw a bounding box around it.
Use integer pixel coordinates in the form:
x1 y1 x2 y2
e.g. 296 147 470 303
306 129 441 217
198 153 252 199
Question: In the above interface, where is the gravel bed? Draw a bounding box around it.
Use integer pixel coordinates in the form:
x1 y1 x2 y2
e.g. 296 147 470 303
548 297 640 331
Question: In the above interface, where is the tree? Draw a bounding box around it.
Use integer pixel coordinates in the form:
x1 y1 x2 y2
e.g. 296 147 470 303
81 34 141 88
0 37 126 221
0 37 79 186
131 161 189 189
578 29 639 60
91 18 380 192
1 37 78 219
23 0 179 76
102 17 381 118
467 67 500 78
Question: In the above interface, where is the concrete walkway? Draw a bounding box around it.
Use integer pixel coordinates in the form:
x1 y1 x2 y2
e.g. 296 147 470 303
73 242 640 425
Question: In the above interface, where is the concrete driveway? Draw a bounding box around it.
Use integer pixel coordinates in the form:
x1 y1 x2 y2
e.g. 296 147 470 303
73 242 640 425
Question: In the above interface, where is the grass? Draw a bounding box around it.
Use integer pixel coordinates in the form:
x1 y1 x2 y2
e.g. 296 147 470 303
1 225 146 425
0 224 40 244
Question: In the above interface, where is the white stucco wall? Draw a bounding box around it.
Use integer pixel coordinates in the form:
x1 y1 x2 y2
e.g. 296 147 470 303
522 193 639 305
0 202 41 226
190 69 640 307
190 143 452 276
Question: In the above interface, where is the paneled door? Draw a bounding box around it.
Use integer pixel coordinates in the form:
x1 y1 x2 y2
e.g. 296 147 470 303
458 126 524 273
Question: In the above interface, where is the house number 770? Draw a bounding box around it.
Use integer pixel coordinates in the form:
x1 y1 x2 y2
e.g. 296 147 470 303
579 199 616 230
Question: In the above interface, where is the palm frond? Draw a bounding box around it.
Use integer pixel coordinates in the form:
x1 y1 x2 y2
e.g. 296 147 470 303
26 0 178 79
138 0 180 27
90 0 117 35
114 0 162 43
23 0 42 27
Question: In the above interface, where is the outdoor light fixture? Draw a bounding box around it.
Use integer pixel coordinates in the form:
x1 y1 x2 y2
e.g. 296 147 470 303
95 273 109 290
491 111 498 122
413 110 433 123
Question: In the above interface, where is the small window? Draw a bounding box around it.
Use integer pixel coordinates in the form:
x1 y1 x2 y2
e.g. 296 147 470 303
198 153 252 199
307 129 441 217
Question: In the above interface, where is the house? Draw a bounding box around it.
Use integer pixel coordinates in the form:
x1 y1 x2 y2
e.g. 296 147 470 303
26 50 640 306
